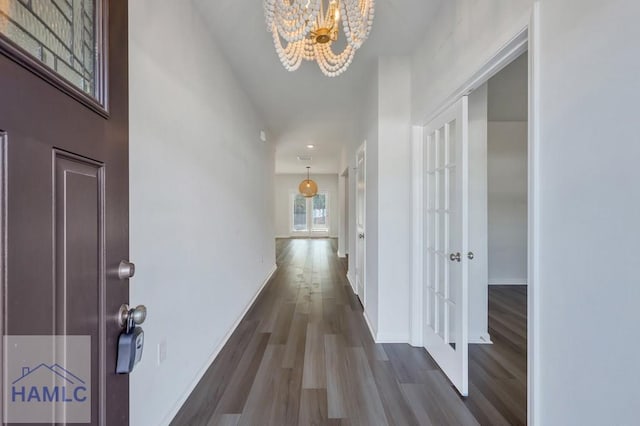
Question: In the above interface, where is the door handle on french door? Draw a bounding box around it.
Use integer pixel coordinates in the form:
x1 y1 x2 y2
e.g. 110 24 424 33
449 252 461 262
118 260 136 280
358 233 365 239
467 252 474 260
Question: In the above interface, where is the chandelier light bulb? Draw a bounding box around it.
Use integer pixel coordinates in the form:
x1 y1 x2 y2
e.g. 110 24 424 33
264 0 375 77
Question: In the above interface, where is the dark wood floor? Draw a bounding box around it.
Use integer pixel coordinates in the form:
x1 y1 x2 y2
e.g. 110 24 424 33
171 239 527 425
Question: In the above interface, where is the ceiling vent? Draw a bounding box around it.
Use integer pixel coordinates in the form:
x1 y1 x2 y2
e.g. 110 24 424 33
297 155 313 162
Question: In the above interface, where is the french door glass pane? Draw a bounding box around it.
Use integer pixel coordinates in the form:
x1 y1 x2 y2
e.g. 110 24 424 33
312 194 328 231
0 0 100 98
293 194 307 231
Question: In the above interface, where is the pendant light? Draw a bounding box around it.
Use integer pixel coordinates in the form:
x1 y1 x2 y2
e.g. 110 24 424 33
299 166 318 198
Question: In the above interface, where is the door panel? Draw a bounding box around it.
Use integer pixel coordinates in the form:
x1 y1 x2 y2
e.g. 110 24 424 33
0 1 129 424
422 97 469 396
355 145 366 302
54 152 104 422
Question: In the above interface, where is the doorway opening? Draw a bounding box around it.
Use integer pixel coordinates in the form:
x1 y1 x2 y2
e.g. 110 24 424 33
412 28 533 424
466 51 529 425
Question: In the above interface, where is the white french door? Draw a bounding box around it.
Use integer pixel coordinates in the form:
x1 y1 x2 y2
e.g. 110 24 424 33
291 192 329 236
422 97 470 396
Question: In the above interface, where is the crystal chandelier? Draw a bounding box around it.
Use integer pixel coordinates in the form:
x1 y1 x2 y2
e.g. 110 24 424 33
264 0 375 77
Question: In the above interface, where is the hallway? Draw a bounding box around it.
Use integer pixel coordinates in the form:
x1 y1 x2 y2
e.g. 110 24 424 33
171 239 526 425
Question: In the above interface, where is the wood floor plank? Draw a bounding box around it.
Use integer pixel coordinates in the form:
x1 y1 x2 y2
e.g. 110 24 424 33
310 290 324 323
270 302 296 344
346 346 389 425
302 322 326 389
213 332 271 415
368 360 420 426
422 370 480 426
399 384 435 426
282 312 309 369
237 345 286 426
298 389 343 426
324 334 355 419
207 413 241 426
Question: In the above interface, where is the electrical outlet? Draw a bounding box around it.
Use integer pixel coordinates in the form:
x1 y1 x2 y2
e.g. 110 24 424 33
157 339 167 365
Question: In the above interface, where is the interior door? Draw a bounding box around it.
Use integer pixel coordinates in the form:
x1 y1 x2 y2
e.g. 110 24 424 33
355 145 366 302
422 97 470 396
0 1 130 424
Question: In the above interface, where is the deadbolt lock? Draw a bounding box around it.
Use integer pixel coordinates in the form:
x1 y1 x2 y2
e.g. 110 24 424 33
118 260 136 280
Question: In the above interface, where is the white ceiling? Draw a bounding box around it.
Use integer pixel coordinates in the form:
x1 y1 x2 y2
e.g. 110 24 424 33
194 0 442 173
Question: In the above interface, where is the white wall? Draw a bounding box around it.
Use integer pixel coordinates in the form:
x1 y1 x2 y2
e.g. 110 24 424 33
411 0 533 123
129 2 276 425
274 174 339 238
487 121 528 285
536 0 640 424
346 57 412 342
340 67 379 333
360 69 379 333
376 57 412 342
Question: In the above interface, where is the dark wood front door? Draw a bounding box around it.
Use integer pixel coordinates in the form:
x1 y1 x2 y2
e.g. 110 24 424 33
0 1 129 424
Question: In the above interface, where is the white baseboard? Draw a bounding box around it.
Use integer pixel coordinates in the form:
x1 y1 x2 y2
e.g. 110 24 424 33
469 333 493 344
488 279 528 286
346 272 357 294
375 333 410 344
361 311 409 344
160 264 278 426
363 310 377 341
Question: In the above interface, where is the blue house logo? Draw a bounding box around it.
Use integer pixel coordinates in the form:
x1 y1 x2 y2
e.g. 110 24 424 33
3 335 91 423
11 363 88 403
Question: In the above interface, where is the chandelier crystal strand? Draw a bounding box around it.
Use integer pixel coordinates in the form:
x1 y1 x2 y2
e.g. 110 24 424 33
265 0 375 77
265 0 321 42
315 43 355 77
340 0 374 49
272 27 305 71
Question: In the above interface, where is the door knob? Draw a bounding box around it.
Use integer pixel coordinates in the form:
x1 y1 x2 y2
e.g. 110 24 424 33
467 251 475 260
449 252 461 262
358 233 365 239
118 260 136 280
118 304 147 328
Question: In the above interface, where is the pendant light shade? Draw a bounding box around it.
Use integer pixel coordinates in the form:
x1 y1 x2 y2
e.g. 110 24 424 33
299 166 318 198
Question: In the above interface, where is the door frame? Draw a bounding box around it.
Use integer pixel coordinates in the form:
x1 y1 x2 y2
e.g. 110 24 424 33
0 131 6 414
410 5 540 425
